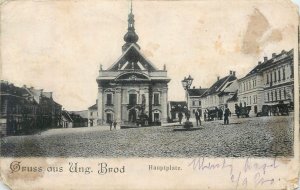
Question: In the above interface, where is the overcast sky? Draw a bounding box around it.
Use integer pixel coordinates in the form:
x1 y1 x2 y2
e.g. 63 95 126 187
1 0 298 111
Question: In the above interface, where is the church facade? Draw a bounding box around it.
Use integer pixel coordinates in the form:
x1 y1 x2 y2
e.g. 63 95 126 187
95 6 170 125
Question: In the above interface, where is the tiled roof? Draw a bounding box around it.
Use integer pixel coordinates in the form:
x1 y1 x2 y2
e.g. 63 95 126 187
187 88 208 96
62 110 73 122
227 91 238 102
88 104 97 110
243 49 293 79
202 75 237 97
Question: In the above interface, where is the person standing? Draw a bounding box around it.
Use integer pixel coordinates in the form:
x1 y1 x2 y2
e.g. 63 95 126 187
224 105 230 125
195 109 201 126
178 112 183 124
113 120 117 130
109 120 113 131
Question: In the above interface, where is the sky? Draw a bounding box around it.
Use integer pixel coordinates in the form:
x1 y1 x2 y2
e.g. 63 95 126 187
1 0 298 111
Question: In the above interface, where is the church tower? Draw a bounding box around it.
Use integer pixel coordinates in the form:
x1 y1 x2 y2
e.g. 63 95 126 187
96 1 170 126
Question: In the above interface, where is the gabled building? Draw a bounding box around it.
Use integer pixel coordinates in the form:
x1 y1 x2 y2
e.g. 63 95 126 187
96 5 170 125
88 102 98 127
201 71 238 111
61 110 73 128
187 87 207 117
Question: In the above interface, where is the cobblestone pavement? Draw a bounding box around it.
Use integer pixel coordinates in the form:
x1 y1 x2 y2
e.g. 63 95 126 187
0 116 294 157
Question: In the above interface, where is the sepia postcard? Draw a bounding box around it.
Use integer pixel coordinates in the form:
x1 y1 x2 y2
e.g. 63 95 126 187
0 0 299 189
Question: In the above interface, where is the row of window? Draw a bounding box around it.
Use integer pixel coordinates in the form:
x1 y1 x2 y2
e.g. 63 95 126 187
239 78 257 92
266 67 286 84
105 93 161 106
266 88 287 102
243 95 257 106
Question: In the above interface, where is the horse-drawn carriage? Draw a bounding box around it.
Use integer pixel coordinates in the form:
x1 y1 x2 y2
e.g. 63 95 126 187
235 104 251 118
206 107 223 121
256 101 289 117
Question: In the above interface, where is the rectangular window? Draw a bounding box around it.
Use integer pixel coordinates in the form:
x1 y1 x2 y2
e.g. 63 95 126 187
275 90 277 101
279 90 281 100
271 91 273 101
106 94 113 105
129 94 137 105
278 70 281 81
267 74 269 84
153 93 160 105
90 112 93 116
249 96 251 104
267 92 270 102
283 68 286 80
192 101 195 106
270 73 273 83
199 101 201 106
284 88 286 99
274 71 277 82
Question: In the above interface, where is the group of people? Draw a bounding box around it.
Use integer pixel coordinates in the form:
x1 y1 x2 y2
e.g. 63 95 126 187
177 105 231 126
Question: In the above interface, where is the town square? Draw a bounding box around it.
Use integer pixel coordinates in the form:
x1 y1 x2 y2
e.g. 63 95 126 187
0 115 294 157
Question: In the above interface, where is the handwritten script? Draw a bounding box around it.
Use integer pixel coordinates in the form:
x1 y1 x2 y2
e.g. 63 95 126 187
188 157 279 189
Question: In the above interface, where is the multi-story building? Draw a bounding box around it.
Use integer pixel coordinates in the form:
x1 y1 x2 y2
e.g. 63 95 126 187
0 81 62 136
187 87 207 117
238 62 265 116
238 49 294 116
262 50 294 107
201 71 238 111
96 5 170 125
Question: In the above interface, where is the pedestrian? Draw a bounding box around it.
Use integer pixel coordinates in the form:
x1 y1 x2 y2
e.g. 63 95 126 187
113 120 117 130
185 110 190 121
224 105 230 125
195 109 201 126
204 110 207 121
178 112 183 124
109 120 113 131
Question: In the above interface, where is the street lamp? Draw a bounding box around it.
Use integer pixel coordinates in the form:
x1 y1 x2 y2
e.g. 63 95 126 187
179 75 194 129
181 75 193 111
181 75 193 90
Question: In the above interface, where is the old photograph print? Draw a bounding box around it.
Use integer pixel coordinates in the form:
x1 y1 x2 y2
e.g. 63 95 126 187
0 0 298 158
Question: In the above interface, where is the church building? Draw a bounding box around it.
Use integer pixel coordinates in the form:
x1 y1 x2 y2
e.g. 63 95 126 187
95 4 170 125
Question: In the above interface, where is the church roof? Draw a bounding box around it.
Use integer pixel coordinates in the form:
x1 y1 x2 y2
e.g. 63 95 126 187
107 44 158 72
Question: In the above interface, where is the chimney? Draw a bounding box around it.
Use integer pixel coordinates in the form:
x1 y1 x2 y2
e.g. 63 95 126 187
217 76 220 81
264 56 268 62
229 70 232 75
232 71 236 77
258 61 262 65
50 92 53 98
193 86 195 89
23 85 27 88
199 86 201 89
272 53 276 58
